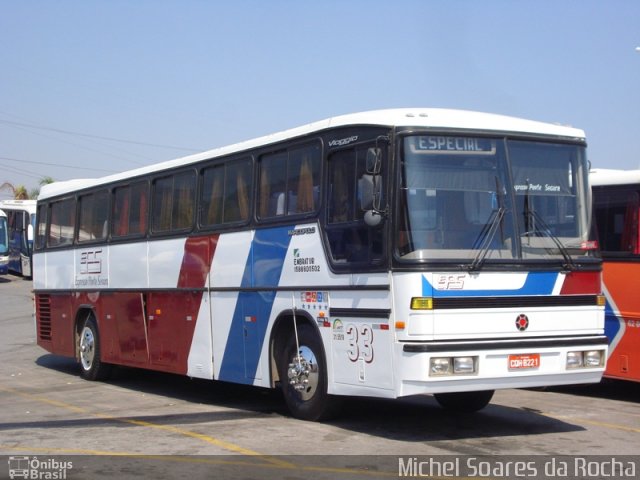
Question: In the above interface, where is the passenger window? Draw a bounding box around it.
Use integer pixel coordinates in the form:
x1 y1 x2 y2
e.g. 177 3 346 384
593 187 640 256
200 158 252 227
78 190 109 243
113 182 148 238
48 198 76 247
259 152 287 218
152 171 195 233
35 204 47 250
258 144 320 219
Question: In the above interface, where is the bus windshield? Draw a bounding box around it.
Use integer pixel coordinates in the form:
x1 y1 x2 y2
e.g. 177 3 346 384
398 135 592 263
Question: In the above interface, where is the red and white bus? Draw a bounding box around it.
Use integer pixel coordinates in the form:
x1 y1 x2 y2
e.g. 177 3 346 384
33 109 607 420
591 168 640 382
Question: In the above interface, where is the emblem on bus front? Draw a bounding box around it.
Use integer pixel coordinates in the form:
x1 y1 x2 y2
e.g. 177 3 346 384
515 314 529 331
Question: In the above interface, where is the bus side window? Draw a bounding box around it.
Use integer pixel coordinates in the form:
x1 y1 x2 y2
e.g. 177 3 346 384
259 152 287 218
225 159 251 222
200 157 252 227
133 183 149 235
152 172 195 233
113 186 131 237
258 144 320 219
48 198 75 248
594 188 640 255
113 182 149 238
326 146 385 266
78 190 109 243
35 204 47 250
288 145 320 215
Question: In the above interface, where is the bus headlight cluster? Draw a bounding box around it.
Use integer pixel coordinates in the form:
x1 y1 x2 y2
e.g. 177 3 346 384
566 350 605 369
430 356 478 376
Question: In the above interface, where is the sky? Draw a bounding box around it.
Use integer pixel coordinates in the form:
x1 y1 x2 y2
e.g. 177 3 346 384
1 0 639 199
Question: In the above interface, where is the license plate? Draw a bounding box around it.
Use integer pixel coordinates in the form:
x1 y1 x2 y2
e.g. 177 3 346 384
508 353 540 370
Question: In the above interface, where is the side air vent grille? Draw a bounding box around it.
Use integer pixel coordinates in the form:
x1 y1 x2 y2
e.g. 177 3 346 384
37 294 52 341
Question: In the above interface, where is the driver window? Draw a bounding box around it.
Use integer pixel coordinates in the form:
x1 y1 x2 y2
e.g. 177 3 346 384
326 145 385 267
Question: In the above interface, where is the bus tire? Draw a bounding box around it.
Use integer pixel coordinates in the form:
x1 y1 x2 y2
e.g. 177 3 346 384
433 390 494 412
278 323 339 421
78 314 111 381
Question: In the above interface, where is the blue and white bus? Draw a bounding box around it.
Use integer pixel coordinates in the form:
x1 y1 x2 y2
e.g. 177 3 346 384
32 109 607 420
0 209 8 275
0 200 36 277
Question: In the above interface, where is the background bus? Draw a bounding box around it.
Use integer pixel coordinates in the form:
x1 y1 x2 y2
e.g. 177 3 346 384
33 109 607 420
0 209 8 275
591 168 640 382
0 200 36 277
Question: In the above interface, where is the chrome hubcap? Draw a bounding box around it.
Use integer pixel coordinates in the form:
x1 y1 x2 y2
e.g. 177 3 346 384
287 346 319 401
79 326 95 371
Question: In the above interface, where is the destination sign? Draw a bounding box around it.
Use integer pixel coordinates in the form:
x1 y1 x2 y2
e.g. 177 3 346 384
413 136 495 154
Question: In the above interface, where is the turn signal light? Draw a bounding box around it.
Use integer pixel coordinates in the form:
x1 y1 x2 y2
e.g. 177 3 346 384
410 297 433 310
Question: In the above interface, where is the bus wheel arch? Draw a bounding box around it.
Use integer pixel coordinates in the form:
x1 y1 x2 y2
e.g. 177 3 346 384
270 312 339 421
75 308 111 381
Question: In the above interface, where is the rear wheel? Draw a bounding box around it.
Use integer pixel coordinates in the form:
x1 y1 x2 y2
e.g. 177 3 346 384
278 323 339 421
433 390 494 412
78 314 111 381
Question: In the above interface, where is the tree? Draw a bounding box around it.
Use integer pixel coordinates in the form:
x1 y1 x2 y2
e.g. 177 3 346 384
0 181 28 199
29 177 55 200
1 177 54 200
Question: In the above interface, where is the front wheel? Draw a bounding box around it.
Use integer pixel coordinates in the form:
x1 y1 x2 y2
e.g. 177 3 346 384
278 323 339 421
78 314 111 381
433 390 494 412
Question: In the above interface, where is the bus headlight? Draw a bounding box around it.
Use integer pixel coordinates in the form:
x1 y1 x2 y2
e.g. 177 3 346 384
430 358 452 376
430 356 478 376
584 350 604 367
566 350 604 369
453 356 476 374
566 351 583 369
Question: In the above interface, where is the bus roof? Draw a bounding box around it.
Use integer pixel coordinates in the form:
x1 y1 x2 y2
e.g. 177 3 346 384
38 108 586 200
0 199 36 212
590 168 640 186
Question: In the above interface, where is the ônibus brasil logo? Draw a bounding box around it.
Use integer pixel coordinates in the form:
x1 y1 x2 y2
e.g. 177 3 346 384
8 456 73 479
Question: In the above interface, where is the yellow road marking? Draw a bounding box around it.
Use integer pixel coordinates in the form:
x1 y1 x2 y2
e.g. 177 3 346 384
541 412 640 434
0 385 293 467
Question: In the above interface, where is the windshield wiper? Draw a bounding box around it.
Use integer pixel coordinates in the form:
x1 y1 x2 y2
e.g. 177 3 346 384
522 181 576 271
524 209 576 271
467 207 506 271
467 176 507 272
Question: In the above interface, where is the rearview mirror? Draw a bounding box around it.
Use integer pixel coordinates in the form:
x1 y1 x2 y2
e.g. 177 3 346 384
358 174 374 210
366 148 382 174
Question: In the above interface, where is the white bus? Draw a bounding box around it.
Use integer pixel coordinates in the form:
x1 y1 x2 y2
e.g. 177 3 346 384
33 109 607 420
0 209 8 275
0 199 36 277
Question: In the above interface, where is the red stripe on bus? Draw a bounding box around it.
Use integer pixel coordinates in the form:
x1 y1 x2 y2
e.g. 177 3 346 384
177 235 219 289
559 271 601 295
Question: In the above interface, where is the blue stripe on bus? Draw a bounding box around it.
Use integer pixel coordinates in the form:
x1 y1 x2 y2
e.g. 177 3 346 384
218 226 293 384
603 299 622 348
422 272 559 297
